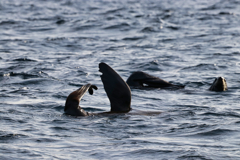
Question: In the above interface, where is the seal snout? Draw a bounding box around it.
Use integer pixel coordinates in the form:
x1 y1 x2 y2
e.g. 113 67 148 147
219 77 224 81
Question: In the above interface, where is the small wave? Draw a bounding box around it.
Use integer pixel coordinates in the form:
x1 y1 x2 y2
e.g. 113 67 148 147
130 60 161 71
200 3 221 11
103 8 125 15
56 19 65 25
140 27 157 33
191 34 208 38
50 126 69 131
212 52 240 57
122 36 146 41
73 24 101 31
178 153 210 160
52 105 64 112
2 72 39 79
181 64 217 71
0 20 16 25
12 58 37 62
28 27 55 32
46 37 67 41
201 112 240 118
104 45 126 51
195 128 234 136
33 138 59 143
166 26 180 30
159 38 175 42
218 11 234 15
135 14 144 18
103 22 130 30
67 82 84 88
128 149 173 155
232 51 240 55
201 1 236 11
184 81 206 88
214 45 233 49
88 6 100 11
12 78 55 86
0 133 27 141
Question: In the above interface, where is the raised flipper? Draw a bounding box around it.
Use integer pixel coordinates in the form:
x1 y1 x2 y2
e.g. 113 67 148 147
126 71 184 89
64 84 98 116
99 62 131 113
209 77 227 91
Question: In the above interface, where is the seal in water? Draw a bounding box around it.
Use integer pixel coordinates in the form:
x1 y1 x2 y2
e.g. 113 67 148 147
64 84 98 116
64 62 131 116
126 71 184 89
209 77 227 91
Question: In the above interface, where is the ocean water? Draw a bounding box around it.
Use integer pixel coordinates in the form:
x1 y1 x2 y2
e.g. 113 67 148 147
1 0 240 159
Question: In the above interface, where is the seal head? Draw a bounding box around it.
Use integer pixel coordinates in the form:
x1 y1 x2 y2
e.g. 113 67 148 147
64 84 98 116
209 77 227 91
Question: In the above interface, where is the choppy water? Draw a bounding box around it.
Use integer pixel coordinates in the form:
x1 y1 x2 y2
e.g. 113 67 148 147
1 0 240 159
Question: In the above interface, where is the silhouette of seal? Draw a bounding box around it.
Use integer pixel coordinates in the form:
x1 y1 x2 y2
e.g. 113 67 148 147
64 62 131 116
209 77 227 91
126 71 184 89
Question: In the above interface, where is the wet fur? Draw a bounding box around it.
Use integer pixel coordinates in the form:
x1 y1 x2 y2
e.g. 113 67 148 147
209 77 227 91
126 71 184 89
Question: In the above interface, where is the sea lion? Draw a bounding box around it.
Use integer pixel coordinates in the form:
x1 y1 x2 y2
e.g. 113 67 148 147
64 84 98 116
126 71 184 89
64 62 131 116
209 77 227 91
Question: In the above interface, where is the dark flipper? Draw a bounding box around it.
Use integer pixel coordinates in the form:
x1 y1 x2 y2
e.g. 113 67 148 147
99 62 131 113
126 71 184 89
209 77 227 91
88 85 98 95
64 83 98 116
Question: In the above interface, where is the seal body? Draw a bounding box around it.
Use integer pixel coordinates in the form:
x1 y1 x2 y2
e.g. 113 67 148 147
126 71 184 89
64 63 131 116
209 77 227 91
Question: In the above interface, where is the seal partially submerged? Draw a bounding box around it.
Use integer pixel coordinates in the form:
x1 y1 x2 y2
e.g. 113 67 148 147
64 84 98 116
126 71 184 89
209 77 227 91
64 62 131 116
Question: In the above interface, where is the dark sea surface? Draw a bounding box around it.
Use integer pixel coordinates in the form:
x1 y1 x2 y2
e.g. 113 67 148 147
1 0 240 159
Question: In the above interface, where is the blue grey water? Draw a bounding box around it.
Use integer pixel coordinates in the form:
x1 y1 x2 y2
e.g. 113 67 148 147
0 0 240 159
